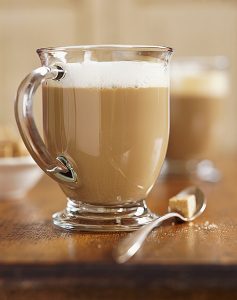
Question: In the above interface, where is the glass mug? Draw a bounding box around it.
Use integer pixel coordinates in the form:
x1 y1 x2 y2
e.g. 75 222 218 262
15 45 173 231
166 57 229 182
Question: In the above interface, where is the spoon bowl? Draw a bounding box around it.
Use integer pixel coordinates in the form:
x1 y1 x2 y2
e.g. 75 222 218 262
114 186 206 263
169 186 206 221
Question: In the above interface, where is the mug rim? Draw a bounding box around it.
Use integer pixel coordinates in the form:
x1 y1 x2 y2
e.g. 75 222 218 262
37 44 174 55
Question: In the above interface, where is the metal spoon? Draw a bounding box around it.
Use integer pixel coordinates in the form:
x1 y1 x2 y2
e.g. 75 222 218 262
114 186 206 264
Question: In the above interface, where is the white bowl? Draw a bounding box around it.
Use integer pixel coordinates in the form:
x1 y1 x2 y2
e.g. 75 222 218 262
0 156 43 199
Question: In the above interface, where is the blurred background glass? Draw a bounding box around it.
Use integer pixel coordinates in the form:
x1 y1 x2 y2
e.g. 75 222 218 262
165 57 229 181
0 0 235 156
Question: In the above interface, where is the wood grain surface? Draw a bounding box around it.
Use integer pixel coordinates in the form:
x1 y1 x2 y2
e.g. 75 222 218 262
0 156 237 299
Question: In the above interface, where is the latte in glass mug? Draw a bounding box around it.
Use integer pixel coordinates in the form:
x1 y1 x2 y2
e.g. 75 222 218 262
43 61 169 205
15 45 173 231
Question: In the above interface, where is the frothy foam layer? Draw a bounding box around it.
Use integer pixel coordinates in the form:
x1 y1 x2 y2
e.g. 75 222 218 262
172 71 229 97
56 61 168 88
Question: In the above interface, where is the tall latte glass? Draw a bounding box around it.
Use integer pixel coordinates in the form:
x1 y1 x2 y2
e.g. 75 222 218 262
166 57 228 181
15 45 173 231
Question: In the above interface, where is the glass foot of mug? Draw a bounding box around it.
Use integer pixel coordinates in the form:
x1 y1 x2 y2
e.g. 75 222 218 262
53 198 156 232
162 159 221 183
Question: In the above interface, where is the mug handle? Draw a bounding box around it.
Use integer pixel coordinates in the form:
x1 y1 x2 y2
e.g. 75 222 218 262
15 66 77 184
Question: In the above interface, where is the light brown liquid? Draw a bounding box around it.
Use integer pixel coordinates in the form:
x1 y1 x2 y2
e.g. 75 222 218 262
167 92 222 160
43 86 169 206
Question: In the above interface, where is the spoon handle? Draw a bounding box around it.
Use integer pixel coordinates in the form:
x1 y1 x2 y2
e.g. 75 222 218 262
114 212 180 263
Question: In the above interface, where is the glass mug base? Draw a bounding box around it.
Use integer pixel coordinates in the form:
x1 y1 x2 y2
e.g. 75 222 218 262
52 198 156 232
162 159 221 183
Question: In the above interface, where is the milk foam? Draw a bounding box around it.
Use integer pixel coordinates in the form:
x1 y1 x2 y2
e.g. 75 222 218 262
56 61 169 88
172 63 229 97
172 71 229 97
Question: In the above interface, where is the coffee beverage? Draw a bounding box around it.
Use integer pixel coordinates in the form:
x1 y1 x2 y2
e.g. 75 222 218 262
43 61 169 205
167 69 227 161
16 45 173 231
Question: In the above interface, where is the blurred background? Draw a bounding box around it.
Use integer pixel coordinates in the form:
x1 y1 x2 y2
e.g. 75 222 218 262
0 0 236 153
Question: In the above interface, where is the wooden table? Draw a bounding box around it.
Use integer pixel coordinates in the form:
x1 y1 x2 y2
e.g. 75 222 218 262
0 156 237 299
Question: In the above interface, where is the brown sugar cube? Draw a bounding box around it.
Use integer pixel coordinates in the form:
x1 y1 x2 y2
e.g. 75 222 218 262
0 141 14 157
169 194 196 218
14 139 29 157
0 127 8 142
0 126 16 142
0 125 29 157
